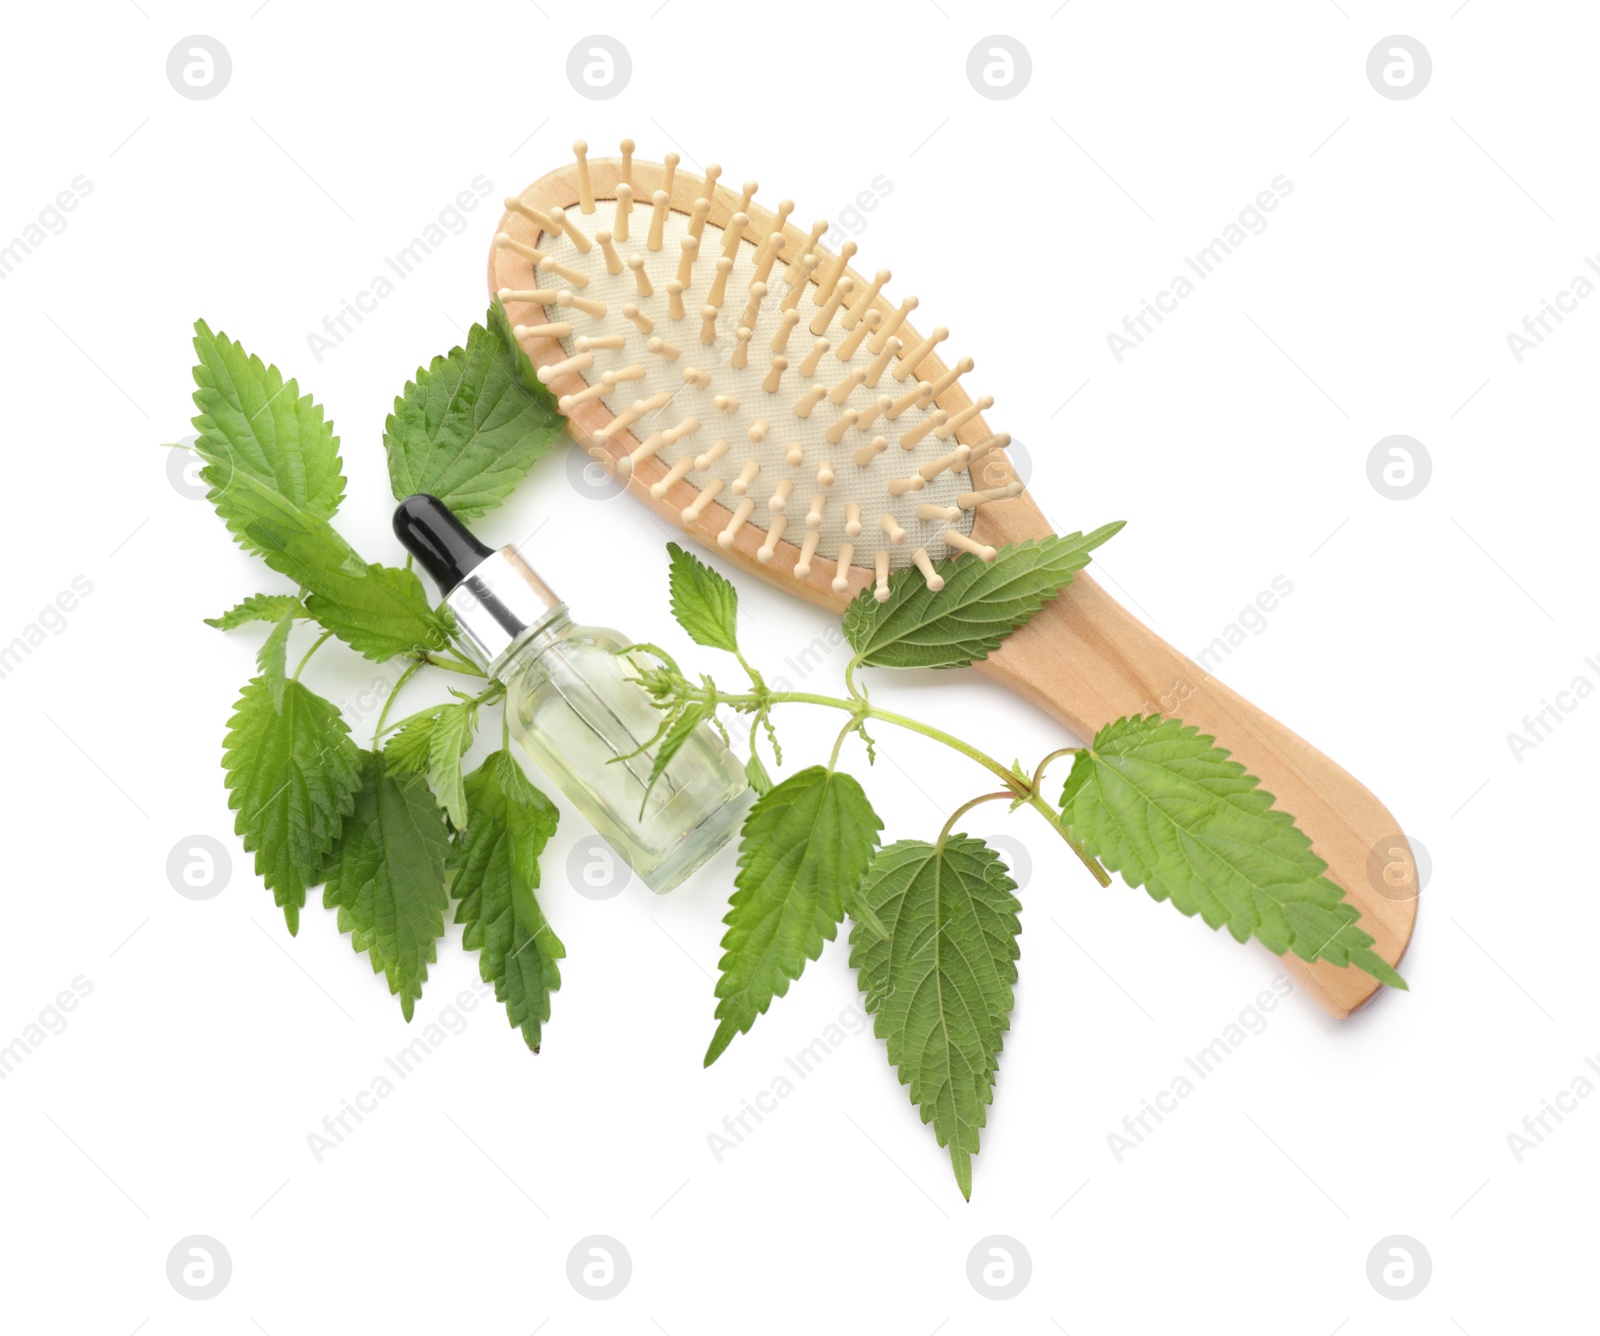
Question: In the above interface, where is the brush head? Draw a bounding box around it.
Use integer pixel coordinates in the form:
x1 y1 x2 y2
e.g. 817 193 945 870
492 144 1026 606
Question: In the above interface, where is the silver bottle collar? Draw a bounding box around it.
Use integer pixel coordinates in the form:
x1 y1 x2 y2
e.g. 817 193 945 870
444 546 560 677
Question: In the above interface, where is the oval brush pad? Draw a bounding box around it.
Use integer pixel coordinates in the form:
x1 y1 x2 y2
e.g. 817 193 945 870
490 144 1021 606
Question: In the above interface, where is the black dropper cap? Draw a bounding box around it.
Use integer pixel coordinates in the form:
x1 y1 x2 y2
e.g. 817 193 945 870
393 494 494 595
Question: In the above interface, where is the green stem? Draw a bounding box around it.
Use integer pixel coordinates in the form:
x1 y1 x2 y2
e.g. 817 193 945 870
415 650 485 677
682 684 1111 885
937 791 1011 852
373 661 422 745
293 630 334 681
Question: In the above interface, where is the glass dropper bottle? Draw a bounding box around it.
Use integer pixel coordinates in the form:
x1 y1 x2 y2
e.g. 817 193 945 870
394 494 752 893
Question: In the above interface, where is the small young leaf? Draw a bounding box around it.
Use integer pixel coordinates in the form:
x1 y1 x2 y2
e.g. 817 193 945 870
850 837 1022 1200
385 700 477 828
666 542 741 653
705 767 882 1066
246 514 449 661
639 702 710 814
222 677 363 934
189 320 346 551
842 526 1123 670
257 612 294 712
323 752 453 1020
205 593 307 630
454 750 565 1051
1058 715 1406 989
744 748 773 796
385 315 564 521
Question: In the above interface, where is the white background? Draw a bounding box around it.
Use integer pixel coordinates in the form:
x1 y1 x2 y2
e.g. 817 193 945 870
0 2 1592 1331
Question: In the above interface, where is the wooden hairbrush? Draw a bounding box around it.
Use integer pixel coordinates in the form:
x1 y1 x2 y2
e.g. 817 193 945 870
489 140 1416 1018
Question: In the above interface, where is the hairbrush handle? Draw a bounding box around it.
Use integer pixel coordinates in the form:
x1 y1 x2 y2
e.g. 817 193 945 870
970 503 1416 1018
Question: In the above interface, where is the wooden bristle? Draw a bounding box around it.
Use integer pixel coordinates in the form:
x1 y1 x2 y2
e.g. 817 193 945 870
648 190 670 251
843 270 890 330
688 198 712 245
799 338 829 378
619 139 634 187
572 141 594 213
794 528 822 578
893 327 948 381
863 337 900 389
676 236 699 289
945 530 998 561
706 257 734 310
854 435 889 468
538 255 589 288
661 153 679 200
556 291 606 319
836 309 880 361
512 321 571 340
651 453 696 498
597 231 624 276
504 197 558 232
629 255 654 298
682 476 724 523
719 497 757 548
871 296 918 352
495 233 543 265
622 303 653 334
831 543 855 594
537 351 592 383
888 381 933 419
957 482 1023 509
912 547 945 591
899 410 947 449
695 438 730 470
613 183 634 242
936 396 994 440
758 513 788 562
810 276 855 337
732 460 761 495
814 243 857 306
825 408 860 444
550 205 592 253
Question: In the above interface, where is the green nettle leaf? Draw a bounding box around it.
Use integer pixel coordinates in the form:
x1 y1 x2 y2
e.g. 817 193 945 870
384 700 476 829
666 542 741 653
489 296 547 397
454 750 565 1052
705 767 882 1066
1058 715 1406 990
222 677 363 934
322 752 453 1021
842 526 1124 670
245 514 448 661
384 315 564 520
189 320 346 551
850 837 1021 1200
257 612 295 711
204 593 307 630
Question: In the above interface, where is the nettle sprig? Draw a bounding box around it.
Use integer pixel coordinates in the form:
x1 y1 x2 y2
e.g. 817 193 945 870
630 540 1406 1196
180 308 1402 1198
